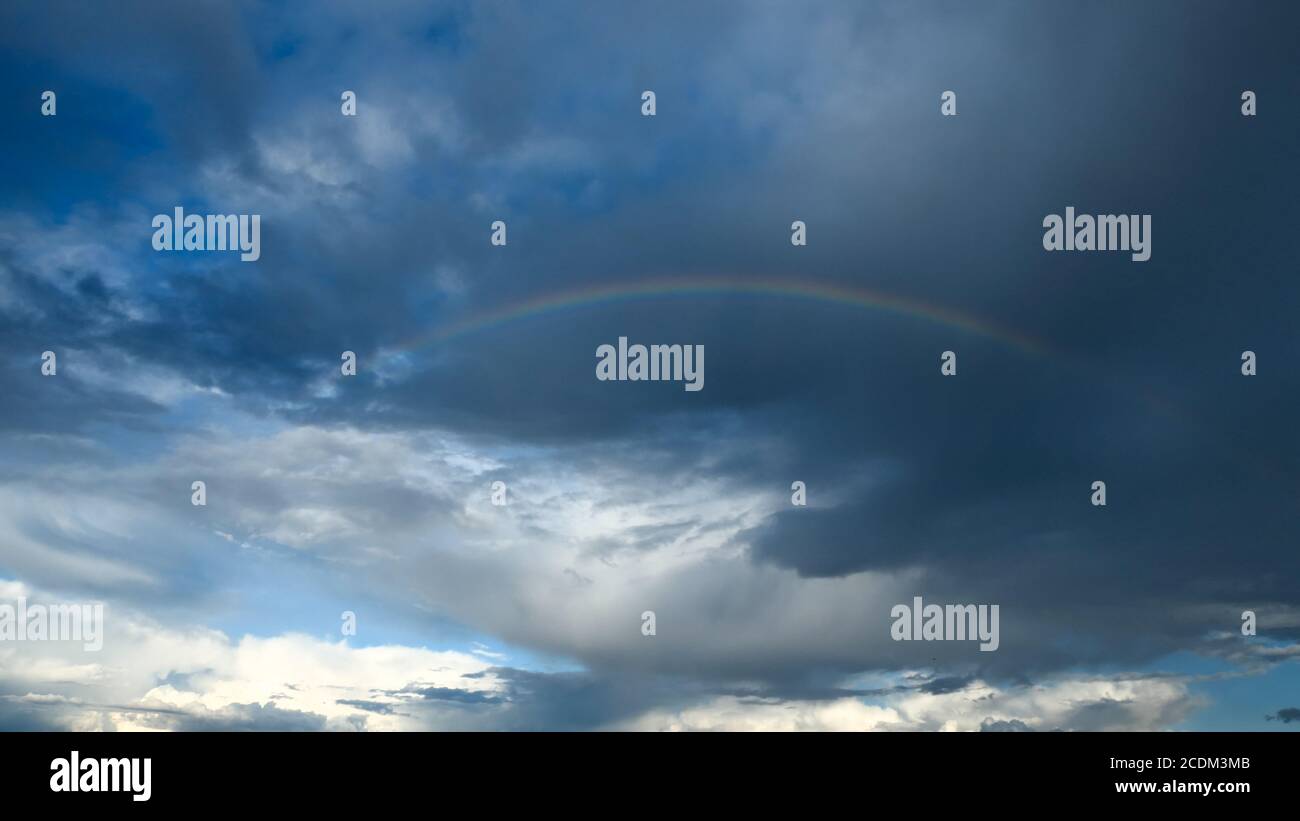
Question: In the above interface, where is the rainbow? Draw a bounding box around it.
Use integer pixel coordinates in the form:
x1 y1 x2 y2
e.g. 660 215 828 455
399 275 1049 356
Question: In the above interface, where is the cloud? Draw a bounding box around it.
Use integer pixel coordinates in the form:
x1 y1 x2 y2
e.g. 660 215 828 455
3 411 1298 714
615 675 1199 732
1 0 1299 730
0 576 1205 731
0 578 500 731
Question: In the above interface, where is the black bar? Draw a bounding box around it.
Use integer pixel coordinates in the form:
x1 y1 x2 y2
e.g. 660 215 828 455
2 731 1286 808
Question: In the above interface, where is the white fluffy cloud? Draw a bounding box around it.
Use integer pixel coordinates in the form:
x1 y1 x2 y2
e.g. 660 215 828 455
618 677 1200 732
1 578 497 731
2 577 1203 732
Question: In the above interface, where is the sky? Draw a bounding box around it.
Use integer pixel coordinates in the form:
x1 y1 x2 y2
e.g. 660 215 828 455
1 0 1298 731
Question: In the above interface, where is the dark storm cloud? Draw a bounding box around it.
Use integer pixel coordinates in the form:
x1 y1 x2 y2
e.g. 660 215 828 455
1266 708 1300 724
980 718 1034 732
162 702 328 732
0 696 74 731
920 675 974 695
336 699 403 715
405 686 503 705
447 668 691 730
0 253 168 438
364 669 672 729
